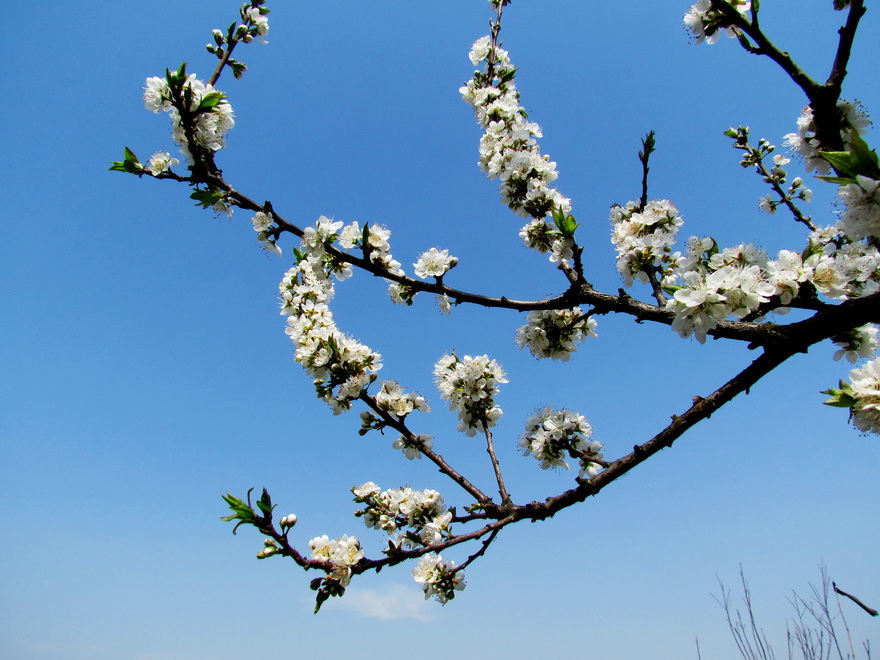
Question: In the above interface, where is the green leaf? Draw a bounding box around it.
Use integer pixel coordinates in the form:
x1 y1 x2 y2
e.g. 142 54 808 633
198 91 225 111
191 188 226 209
109 147 144 174
551 208 579 239
815 176 856 185
821 381 856 408
819 133 880 180
255 488 275 516
109 160 143 174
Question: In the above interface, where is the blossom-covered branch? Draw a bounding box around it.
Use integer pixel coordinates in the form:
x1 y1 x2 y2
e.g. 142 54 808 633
115 0 880 612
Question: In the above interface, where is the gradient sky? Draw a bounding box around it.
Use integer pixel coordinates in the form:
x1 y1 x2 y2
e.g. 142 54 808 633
3 2 879 659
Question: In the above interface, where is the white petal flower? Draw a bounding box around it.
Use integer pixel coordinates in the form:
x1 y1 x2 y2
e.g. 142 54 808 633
414 248 457 279
147 151 179 175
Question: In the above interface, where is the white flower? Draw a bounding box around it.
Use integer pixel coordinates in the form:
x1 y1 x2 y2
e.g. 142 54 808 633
838 176 880 240
684 0 750 44
846 358 880 434
667 269 731 343
433 353 507 436
610 199 684 286
147 151 179 175
833 324 878 363
414 248 457 279
412 554 465 604
308 534 364 586
392 433 433 459
520 406 603 477
468 35 492 65
245 7 269 43
515 308 597 361
784 101 871 173
144 77 171 113
144 72 234 162
461 32 571 248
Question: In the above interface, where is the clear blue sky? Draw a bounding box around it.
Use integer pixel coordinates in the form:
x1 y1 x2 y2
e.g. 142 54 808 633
2 2 879 658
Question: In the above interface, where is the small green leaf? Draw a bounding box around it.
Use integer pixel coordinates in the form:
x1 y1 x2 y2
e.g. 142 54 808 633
198 91 225 111
821 381 856 408
191 188 226 209
816 176 856 185
551 208 579 239
256 488 275 516
109 147 144 174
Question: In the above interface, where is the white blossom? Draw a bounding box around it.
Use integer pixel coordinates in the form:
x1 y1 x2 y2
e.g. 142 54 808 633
147 151 179 175
783 101 870 173
833 324 878 363
846 358 880 433
520 406 603 478
515 308 597 361
684 0 751 44
414 248 457 279
308 534 364 586
433 353 507 436
412 554 465 604
837 175 880 240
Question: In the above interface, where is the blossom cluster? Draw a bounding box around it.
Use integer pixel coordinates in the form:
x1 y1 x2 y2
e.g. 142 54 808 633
610 200 684 287
375 380 431 418
783 101 870 174
242 5 269 43
279 216 383 412
433 353 507 436
514 308 598 361
338 221 403 275
308 534 364 586
666 242 777 342
684 0 751 44
520 406 603 478
412 553 466 604
352 482 452 547
144 70 234 163
460 35 573 263
804 226 880 300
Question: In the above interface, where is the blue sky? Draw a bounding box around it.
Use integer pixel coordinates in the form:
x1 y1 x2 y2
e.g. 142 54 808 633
2 2 879 658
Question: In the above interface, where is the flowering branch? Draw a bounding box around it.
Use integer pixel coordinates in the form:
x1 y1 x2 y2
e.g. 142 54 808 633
117 0 880 611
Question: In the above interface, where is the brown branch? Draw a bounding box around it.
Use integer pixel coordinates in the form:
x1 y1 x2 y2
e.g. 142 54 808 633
357 393 494 507
481 426 512 508
834 582 879 617
826 0 867 95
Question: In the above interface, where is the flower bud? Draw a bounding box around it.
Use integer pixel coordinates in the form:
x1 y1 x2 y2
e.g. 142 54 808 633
256 546 276 559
